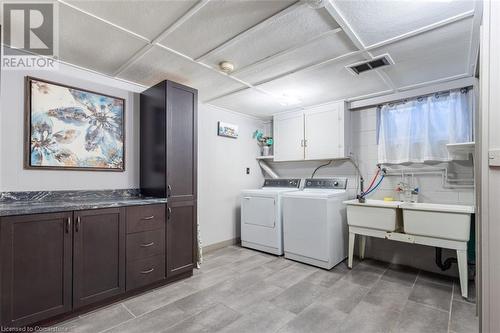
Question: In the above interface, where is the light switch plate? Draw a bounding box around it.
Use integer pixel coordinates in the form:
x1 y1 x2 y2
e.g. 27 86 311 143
488 149 500 166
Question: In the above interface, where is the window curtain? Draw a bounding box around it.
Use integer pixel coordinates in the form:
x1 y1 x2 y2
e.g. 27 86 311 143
378 88 473 164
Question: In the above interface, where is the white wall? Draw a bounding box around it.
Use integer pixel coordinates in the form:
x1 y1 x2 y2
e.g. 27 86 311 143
480 1 500 330
0 62 144 191
198 104 265 247
268 106 475 276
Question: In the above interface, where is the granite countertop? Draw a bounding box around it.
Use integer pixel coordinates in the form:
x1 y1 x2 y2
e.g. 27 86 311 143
0 189 167 217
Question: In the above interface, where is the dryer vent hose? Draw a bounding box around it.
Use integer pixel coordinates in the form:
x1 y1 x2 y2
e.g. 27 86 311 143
258 160 280 179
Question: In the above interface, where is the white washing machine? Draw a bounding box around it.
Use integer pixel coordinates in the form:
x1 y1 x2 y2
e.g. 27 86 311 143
241 179 301 255
282 178 348 269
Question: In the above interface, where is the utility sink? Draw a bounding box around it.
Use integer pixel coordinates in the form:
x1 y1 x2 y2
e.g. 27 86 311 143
344 199 403 232
400 203 474 241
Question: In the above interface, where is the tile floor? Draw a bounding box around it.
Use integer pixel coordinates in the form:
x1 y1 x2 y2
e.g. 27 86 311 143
54 246 478 333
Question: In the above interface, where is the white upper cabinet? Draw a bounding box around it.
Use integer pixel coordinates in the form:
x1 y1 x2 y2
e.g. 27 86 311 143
273 101 350 161
273 111 304 161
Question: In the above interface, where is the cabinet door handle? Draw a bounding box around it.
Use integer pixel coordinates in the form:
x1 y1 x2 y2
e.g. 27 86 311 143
167 185 172 197
167 207 172 220
140 268 154 274
76 216 81 232
140 242 155 247
304 139 308 147
141 215 155 221
300 139 304 147
66 217 71 233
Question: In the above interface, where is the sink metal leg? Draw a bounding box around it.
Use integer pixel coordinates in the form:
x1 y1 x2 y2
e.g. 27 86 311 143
348 232 355 269
457 249 468 298
359 235 366 260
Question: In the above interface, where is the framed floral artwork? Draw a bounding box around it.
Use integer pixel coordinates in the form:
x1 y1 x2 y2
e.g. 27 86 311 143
24 76 125 171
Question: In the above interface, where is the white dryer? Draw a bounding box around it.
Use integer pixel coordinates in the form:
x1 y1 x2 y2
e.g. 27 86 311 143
282 178 348 269
241 179 301 255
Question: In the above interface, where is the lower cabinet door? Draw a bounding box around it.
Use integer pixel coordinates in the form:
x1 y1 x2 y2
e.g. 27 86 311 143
166 201 196 278
73 208 126 308
0 212 73 327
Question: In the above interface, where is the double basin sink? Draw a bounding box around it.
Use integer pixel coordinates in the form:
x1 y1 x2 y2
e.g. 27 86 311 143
345 199 474 242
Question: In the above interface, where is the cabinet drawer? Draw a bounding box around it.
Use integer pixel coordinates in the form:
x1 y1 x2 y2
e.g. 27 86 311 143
126 255 165 291
126 204 165 234
127 230 165 262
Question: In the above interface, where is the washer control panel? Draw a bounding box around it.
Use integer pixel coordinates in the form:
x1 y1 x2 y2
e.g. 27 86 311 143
263 179 301 188
304 178 347 190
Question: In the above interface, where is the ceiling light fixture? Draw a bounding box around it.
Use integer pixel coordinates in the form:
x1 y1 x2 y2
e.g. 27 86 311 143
219 61 235 74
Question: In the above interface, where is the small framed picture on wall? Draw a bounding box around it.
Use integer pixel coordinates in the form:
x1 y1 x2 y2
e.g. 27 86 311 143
217 121 238 139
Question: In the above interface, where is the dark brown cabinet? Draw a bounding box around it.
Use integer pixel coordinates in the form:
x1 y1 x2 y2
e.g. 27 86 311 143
0 212 73 327
125 204 166 291
73 208 125 308
166 201 196 277
0 204 172 328
140 80 197 202
1 208 127 327
140 80 197 279
166 81 197 203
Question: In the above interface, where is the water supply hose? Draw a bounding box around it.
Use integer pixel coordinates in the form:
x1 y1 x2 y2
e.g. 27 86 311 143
362 174 385 197
364 168 381 194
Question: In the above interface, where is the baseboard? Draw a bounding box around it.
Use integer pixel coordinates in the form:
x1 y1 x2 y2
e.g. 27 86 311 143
203 237 241 254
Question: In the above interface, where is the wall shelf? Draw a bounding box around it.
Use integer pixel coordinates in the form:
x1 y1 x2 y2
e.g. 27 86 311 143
446 142 475 155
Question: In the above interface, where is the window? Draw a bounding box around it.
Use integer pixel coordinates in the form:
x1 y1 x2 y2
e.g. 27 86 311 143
378 88 473 164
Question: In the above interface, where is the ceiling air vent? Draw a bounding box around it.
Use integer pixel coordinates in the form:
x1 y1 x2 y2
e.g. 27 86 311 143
347 54 394 75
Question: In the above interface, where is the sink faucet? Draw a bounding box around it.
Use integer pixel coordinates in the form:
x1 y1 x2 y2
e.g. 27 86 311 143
396 182 419 202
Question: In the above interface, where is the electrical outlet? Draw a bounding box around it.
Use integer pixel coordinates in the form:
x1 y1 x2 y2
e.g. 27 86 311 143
489 149 500 167
246 167 250 175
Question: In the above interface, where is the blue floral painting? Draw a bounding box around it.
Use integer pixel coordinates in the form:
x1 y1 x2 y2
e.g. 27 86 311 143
26 77 125 171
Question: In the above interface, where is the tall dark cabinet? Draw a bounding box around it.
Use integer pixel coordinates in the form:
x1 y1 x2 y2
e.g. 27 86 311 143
140 80 197 278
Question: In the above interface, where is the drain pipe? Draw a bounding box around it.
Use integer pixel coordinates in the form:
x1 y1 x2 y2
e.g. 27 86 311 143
258 160 280 179
435 247 457 271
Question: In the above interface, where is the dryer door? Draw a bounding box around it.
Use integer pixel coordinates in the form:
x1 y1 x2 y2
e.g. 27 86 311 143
241 196 276 228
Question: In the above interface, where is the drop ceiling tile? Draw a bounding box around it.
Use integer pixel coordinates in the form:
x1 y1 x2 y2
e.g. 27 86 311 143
201 5 340 70
65 0 198 40
59 4 147 75
371 18 473 88
209 88 291 117
117 46 246 101
257 55 391 107
158 0 297 59
334 0 474 46
233 31 356 85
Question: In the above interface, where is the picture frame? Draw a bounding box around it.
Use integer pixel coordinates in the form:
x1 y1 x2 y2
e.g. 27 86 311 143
217 121 238 139
24 76 126 171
